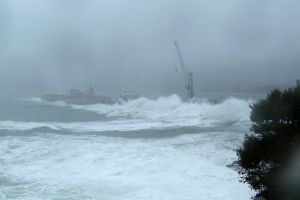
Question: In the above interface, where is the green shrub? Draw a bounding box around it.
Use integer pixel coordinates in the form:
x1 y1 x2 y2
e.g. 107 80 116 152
237 81 300 199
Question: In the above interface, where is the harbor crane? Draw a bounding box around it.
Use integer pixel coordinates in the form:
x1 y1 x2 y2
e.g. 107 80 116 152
174 41 195 99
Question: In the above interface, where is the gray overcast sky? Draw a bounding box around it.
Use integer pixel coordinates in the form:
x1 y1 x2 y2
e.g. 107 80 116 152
0 0 300 96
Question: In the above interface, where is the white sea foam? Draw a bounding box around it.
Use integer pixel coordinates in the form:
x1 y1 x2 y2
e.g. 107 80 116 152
0 95 254 199
0 132 253 200
20 97 67 106
0 120 176 132
19 97 44 103
2 95 251 132
73 95 252 126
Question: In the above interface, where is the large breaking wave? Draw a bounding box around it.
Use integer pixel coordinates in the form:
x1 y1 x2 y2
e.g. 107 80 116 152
2 95 252 132
72 95 251 124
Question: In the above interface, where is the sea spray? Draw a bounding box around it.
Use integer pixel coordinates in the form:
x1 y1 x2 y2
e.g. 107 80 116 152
4 95 252 132
72 95 252 126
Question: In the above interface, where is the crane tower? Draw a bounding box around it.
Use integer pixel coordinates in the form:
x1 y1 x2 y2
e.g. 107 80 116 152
174 41 194 99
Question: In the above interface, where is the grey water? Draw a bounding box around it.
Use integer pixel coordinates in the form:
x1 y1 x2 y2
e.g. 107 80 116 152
0 94 255 200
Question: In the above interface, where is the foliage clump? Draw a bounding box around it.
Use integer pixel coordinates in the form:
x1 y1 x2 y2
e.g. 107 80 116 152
237 81 300 199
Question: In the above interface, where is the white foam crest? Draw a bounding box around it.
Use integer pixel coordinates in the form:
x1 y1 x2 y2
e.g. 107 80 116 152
20 97 44 103
19 97 67 107
5 95 252 132
0 121 60 131
73 95 252 126
0 120 192 132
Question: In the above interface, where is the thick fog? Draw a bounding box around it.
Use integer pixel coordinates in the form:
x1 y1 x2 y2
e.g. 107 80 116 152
0 0 300 97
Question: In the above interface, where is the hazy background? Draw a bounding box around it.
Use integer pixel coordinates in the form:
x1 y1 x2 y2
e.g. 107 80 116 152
0 0 299 97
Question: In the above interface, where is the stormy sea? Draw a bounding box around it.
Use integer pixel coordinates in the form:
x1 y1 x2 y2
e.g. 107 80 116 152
0 94 258 200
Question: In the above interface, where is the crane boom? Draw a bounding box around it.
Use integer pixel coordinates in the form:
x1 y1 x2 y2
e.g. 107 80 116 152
174 41 194 99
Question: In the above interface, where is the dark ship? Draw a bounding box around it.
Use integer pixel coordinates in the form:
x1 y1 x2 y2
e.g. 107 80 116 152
42 86 113 105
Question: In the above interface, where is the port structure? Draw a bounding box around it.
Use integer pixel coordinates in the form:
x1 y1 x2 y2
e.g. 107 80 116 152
174 41 195 99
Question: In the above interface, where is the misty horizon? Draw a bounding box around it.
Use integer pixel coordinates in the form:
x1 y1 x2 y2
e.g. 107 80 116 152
0 0 299 97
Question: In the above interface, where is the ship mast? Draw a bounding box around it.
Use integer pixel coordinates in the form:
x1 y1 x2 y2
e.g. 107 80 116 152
174 41 194 99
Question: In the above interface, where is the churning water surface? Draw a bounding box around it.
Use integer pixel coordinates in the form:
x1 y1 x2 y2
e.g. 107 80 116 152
0 95 254 200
